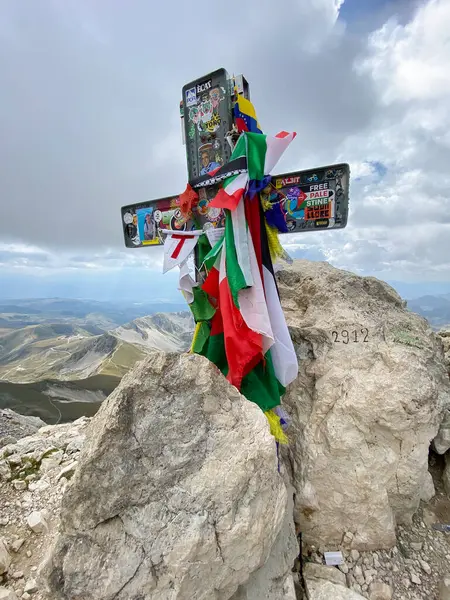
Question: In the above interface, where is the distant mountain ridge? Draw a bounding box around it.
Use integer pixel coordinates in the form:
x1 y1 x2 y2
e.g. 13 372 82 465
0 298 188 332
407 294 450 329
0 311 194 423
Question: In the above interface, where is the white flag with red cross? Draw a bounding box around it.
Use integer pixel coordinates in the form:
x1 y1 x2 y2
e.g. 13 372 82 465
162 230 203 274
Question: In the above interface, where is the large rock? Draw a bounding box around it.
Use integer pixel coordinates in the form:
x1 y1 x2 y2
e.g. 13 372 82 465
229 484 298 600
40 352 295 600
278 260 450 550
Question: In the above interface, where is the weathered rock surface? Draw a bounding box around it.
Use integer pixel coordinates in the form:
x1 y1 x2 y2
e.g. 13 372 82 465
368 581 392 600
0 588 18 600
0 410 45 449
440 575 450 600
0 540 11 575
229 485 298 600
303 562 347 587
434 410 450 455
305 578 366 599
40 351 296 600
444 453 450 496
438 330 450 373
278 260 450 550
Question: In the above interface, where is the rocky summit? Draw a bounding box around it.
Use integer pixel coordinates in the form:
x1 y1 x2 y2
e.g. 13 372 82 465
278 260 450 550
0 260 449 600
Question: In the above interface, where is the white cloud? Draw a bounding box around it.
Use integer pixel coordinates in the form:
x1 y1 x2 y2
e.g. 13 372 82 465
1 0 450 294
358 0 450 103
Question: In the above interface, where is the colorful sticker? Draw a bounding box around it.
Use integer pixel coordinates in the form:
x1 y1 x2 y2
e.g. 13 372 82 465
137 207 159 245
185 87 197 107
124 212 140 246
285 188 307 220
198 143 222 175
188 87 224 135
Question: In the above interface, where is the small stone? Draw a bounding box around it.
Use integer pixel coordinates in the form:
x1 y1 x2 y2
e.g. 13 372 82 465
303 562 347 587
6 455 21 468
21 594 31 600
351 549 361 561
410 542 423 551
10 540 24 554
0 519 8 527
39 450 63 472
410 573 421 585
25 552 31 559
338 563 349 574
26 511 48 534
369 581 393 600
392 565 399 573
313 553 323 564
0 588 19 599
402 578 410 588
374 558 381 569
439 575 450 600
12 481 27 492
0 540 11 575
343 531 354 546
420 560 431 575
23 579 37 594
56 461 77 481
422 508 436 527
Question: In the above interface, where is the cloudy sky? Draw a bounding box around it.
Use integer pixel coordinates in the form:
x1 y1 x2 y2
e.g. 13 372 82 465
1 0 449 301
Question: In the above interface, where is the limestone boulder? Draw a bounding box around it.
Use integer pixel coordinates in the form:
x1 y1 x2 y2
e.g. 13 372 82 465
40 351 296 600
278 260 450 550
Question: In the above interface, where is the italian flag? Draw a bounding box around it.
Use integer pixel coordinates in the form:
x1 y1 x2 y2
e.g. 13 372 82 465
187 129 298 444
209 131 297 212
193 194 298 439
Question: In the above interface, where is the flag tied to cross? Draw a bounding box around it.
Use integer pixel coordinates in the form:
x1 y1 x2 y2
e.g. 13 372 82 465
186 129 299 444
162 230 203 274
162 83 298 444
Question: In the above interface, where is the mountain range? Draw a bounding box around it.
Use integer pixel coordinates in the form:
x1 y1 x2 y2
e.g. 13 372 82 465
0 297 188 333
406 294 450 330
0 305 193 424
1 290 449 426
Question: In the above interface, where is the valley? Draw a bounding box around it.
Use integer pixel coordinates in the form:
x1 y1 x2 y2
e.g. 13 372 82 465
0 301 193 423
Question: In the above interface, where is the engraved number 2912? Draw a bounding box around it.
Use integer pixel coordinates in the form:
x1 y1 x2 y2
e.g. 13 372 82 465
332 328 369 343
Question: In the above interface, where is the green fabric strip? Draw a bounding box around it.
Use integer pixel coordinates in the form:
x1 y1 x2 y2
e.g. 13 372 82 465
225 210 247 309
188 287 216 323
